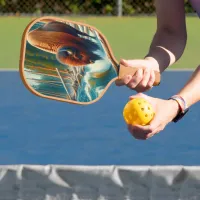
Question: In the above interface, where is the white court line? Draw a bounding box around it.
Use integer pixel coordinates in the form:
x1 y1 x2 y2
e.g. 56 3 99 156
0 69 18 71
166 68 194 71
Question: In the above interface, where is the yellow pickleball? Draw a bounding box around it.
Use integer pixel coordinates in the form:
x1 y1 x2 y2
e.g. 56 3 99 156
123 98 155 126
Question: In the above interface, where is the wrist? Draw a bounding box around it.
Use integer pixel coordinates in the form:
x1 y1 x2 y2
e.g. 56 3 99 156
145 46 176 73
168 99 181 118
144 56 160 72
168 95 189 123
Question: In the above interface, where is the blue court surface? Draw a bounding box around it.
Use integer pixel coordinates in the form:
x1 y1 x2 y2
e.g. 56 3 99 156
0 70 200 165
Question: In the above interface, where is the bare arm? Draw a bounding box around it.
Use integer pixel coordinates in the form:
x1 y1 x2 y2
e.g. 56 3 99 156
176 66 200 107
145 0 187 73
117 0 187 92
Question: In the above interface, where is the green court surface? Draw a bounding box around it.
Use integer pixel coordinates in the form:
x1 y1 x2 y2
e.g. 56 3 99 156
1 16 199 69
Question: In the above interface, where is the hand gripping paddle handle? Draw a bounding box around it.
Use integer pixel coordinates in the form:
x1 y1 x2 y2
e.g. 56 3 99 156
115 64 161 86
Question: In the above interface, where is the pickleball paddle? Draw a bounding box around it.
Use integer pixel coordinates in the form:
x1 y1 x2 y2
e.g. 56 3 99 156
19 16 161 105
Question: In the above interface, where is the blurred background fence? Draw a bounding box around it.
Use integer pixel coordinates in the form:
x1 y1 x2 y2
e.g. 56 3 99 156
0 0 195 16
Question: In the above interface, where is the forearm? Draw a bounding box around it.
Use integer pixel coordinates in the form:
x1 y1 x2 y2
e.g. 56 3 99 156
144 0 187 73
145 29 187 73
177 65 200 107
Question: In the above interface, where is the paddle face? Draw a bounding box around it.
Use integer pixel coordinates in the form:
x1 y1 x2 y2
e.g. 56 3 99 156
20 17 119 105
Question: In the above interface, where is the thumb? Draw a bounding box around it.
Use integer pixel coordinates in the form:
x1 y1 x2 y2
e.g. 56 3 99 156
120 59 131 67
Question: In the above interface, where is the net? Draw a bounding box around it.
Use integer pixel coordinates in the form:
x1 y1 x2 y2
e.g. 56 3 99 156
1 165 200 200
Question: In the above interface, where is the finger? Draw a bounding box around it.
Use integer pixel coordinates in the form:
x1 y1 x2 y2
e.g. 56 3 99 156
135 86 150 93
133 128 152 140
128 125 146 140
133 134 148 140
146 125 163 139
120 59 131 67
132 125 154 134
144 115 161 139
129 129 148 140
134 69 155 92
131 125 154 140
127 124 133 133
127 68 143 89
141 85 153 93
120 59 146 68
128 121 161 140
147 70 156 88
146 128 158 139
138 68 151 88
134 70 156 92
115 75 132 86
127 124 147 140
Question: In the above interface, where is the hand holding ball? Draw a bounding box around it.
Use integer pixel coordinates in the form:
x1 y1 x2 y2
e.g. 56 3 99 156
123 98 155 126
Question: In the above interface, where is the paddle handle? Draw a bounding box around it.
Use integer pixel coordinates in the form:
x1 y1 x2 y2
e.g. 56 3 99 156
116 64 161 86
